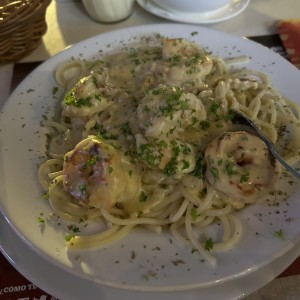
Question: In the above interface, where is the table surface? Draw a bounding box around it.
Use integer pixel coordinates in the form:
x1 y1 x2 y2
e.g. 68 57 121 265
21 0 300 62
1 0 300 299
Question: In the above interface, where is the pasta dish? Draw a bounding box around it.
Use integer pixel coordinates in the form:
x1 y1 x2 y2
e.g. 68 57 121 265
38 37 300 265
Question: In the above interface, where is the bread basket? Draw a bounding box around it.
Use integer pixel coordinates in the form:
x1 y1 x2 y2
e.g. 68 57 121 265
0 0 51 64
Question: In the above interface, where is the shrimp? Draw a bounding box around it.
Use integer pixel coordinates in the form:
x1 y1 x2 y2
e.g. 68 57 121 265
135 134 196 175
204 131 281 203
136 85 207 139
161 38 213 85
61 69 111 119
63 136 141 210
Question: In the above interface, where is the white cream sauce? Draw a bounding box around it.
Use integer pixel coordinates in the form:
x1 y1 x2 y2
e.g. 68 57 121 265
57 38 299 215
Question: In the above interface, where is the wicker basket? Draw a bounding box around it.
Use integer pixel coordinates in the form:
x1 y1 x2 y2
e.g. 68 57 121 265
0 0 51 64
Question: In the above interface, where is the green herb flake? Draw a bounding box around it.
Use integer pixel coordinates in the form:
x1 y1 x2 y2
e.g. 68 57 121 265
191 208 199 221
163 158 178 175
224 109 236 121
37 217 45 224
140 191 148 202
204 238 214 251
79 184 87 193
224 161 238 176
199 120 210 131
52 86 59 95
65 90 93 107
121 122 131 135
169 54 181 66
240 172 250 183
182 160 190 170
87 156 98 166
190 155 206 179
210 101 221 114
67 224 81 233
65 234 75 242
42 192 49 200
211 167 219 180
139 143 159 167
273 229 285 240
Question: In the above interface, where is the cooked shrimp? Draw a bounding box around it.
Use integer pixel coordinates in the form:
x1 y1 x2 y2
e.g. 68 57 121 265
135 134 196 175
63 136 141 210
162 38 213 85
136 85 207 139
204 131 281 202
61 69 111 119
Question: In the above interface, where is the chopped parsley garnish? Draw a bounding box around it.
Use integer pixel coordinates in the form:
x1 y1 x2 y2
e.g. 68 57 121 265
190 155 206 179
240 171 250 183
211 167 219 180
129 48 141 65
67 224 81 240
52 86 59 95
185 53 203 67
92 123 117 140
191 208 199 221
87 156 98 166
65 90 92 107
204 238 214 251
180 99 190 110
79 184 87 193
224 109 236 121
42 192 49 200
224 161 238 176
139 143 160 167
157 87 184 118
210 101 221 114
65 234 75 242
273 229 285 240
158 140 168 148
143 105 151 112
121 122 131 136
169 54 181 66
163 157 178 175
199 120 210 131
182 160 190 170
139 191 148 202
37 217 45 223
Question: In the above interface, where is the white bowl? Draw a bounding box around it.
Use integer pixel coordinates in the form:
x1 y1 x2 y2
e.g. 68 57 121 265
152 0 231 14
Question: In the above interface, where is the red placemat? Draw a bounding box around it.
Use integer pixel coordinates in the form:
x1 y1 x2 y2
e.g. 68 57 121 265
277 20 300 68
0 252 54 300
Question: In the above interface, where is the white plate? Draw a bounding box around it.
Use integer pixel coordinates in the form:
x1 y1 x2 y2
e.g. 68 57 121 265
0 24 300 294
137 0 250 24
1 211 300 300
